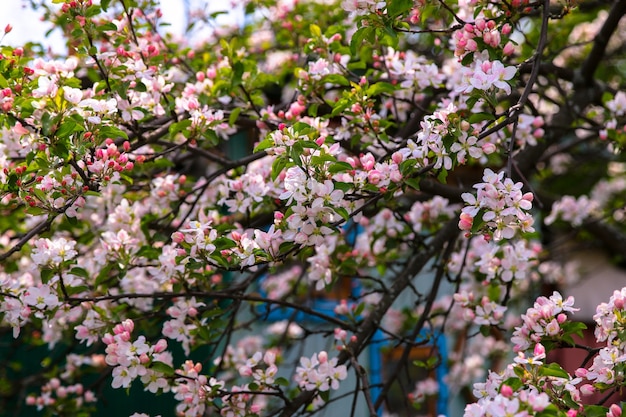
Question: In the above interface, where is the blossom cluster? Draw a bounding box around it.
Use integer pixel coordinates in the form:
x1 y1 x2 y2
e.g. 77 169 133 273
294 351 348 393
580 289 626 388
460 168 535 240
0 0 625 416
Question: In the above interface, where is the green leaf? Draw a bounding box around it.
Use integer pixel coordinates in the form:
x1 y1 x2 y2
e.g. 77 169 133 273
95 264 114 286
322 74 349 86
99 125 128 140
310 24 322 38
328 161 354 174
461 52 475 67
232 61 244 87
366 82 397 96
468 112 496 123
387 0 413 18
501 377 523 391
400 159 417 176
275 377 289 386
334 182 352 192
98 22 118 32
582 405 609 417
535 404 560 417
538 362 570 379
41 268 55 284
229 107 242 127
335 207 349 221
350 27 374 55
169 119 192 136
213 237 237 251
151 361 176 376
331 99 351 117
26 206 48 216
69 267 90 279
254 138 273 152
271 156 287 181
311 154 337 165
404 177 420 191
66 285 89 296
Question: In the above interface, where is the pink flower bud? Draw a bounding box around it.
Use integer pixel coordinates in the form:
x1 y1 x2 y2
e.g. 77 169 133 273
503 42 515 56
171 231 184 243
579 384 595 396
458 212 473 231
466 39 478 52
122 319 134 333
50 378 61 389
153 339 168 353
318 351 328 364
500 384 513 397
609 404 622 417
102 333 115 345
367 170 382 185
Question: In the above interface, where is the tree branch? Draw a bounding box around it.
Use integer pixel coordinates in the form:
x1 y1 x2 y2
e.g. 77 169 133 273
277 220 460 417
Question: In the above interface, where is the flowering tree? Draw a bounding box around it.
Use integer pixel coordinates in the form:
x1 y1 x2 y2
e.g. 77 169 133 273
1 0 626 416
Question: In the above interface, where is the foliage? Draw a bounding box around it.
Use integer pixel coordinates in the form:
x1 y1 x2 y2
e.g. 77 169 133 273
0 0 626 416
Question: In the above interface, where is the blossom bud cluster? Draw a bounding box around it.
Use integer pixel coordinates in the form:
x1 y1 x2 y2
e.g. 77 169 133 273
172 361 216 417
465 368 553 417
546 174 626 227
601 91 626 141
466 294 581 417
162 297 206 355
460 168 535 240
510 292 577 352
87 139 135 182
406 103 495 171
580 289 626 387
175 97 235 139
25 377 96 413
294 351 348 393
102 319 171 391
454 19 514 58
467 290 626 417
544 195 599 227
458 58 517 96
16 165 87 217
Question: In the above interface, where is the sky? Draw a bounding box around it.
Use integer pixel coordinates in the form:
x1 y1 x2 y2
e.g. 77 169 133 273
0 1 235 53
